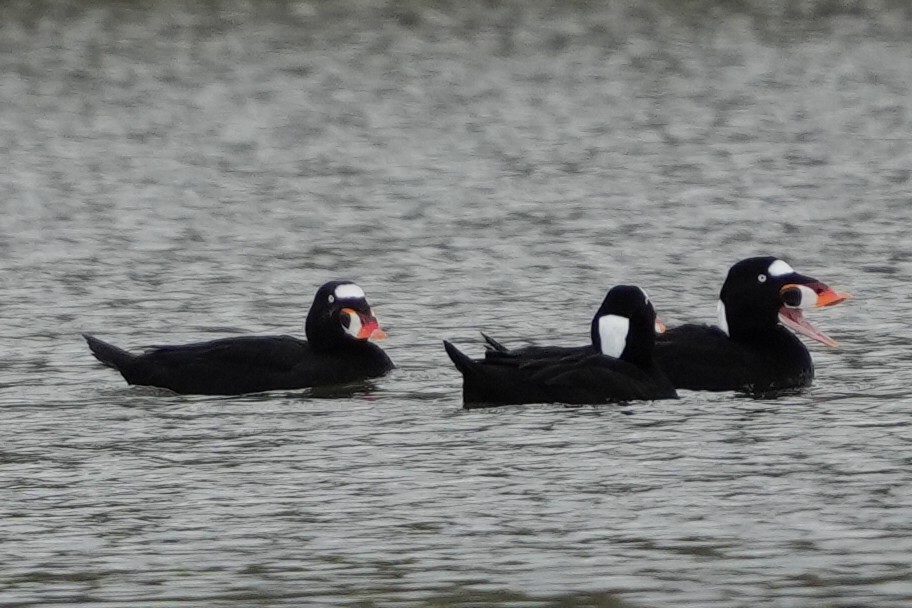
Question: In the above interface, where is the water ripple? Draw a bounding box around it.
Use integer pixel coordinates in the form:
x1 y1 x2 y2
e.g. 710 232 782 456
3 2 912 607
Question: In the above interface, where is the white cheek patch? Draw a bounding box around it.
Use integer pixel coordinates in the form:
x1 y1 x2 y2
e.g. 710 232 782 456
334 284 366 301
598 314 629 359
768 260 795 277
342 311 363 338
717 300 730 336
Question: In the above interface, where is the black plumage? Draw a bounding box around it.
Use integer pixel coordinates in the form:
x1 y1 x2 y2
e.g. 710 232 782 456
444 285 677 408
654 257 849 393
84 280 393 395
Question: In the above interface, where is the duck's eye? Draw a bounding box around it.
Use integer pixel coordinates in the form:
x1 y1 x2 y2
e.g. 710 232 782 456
328 295 335 304
758 274 767 283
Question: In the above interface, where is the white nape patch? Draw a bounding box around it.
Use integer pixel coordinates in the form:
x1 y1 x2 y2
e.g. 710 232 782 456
334 284 366 301
598 314 629 359
768 260 795 277
342 310 363 338
717 300 730 336
638 287 651 306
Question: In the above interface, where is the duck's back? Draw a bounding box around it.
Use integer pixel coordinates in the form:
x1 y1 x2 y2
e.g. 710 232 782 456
654 324 813 392
520 352 676 404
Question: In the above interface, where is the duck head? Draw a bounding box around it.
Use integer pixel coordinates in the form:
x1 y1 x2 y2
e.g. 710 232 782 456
717 257 850 346
306 280 386 350
590 285 665 367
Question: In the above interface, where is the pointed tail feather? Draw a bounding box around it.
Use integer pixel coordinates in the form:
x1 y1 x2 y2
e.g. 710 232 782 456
443 340 476 376
444 340 532 407
480 332 508 352
444 340 496 406
83 334 135 371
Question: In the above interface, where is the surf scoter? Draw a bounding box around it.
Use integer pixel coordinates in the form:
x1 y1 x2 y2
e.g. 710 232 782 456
653 257 850 393
84 280 393 395
444 285 677 408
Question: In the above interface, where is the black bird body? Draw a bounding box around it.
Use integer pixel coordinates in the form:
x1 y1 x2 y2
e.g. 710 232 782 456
653 257 848 393
654 324 813 393
85 334 392 395
446 342 675 407
84 280 393 395
444 285 677 408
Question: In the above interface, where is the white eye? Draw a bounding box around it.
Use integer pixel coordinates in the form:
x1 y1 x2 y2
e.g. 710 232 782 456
328 295 335 303
758 274 767 283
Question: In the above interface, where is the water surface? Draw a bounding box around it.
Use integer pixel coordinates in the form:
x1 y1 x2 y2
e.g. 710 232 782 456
2 2 911 606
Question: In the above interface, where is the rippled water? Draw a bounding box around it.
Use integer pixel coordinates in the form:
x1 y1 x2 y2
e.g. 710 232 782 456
2 1 912 606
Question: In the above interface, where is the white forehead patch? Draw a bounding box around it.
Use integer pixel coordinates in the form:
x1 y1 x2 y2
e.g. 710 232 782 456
334 284 366 300
768 260 795 277
598 314 629 359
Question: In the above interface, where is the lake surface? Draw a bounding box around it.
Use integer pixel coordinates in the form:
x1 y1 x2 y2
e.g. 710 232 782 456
2 1 911 606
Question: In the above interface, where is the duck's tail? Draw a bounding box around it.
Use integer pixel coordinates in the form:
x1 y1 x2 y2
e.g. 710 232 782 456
83 334 134 371
480 332 508 352
443 340 475 376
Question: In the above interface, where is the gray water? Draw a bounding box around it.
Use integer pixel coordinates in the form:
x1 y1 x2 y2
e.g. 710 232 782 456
2 1 912 606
